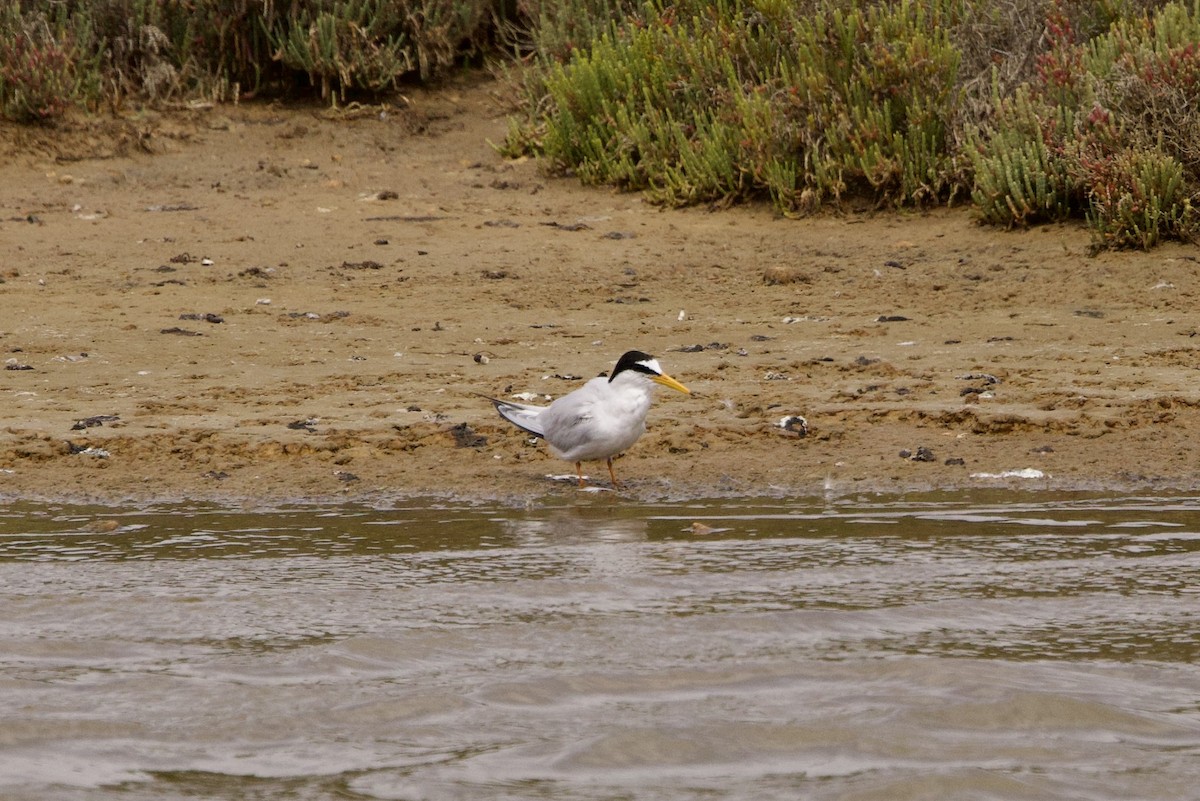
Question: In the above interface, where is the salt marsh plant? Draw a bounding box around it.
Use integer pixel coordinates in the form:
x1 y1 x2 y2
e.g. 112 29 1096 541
1085 146 1188 249
3 0 1196 249
0 2 98 121
268 0 491 98
525 0 965 213
267 0 414 100
970 0 1199 247
969 85 1076 226
0 0 499 115
404 0 494 81
507 0 1197 248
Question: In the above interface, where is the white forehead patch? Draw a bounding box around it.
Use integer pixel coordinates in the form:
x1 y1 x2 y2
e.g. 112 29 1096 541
638 358 663 375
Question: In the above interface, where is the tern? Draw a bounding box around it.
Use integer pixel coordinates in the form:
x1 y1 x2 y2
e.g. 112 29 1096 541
485 350 690 488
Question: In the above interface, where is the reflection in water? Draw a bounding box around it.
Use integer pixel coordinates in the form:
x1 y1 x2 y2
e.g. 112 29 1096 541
1 493 1200 800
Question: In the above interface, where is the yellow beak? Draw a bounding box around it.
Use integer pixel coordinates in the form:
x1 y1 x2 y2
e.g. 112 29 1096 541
652 373 690 394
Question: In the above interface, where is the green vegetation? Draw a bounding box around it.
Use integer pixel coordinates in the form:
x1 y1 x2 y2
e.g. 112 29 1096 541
0 2 99 121
968 2 1199 248
0 0 491 112
2 0 1197 249
513 0 966 212
503 0 1198 249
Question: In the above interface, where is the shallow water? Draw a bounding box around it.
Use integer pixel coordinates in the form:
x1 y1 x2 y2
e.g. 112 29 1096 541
2 491 1199 800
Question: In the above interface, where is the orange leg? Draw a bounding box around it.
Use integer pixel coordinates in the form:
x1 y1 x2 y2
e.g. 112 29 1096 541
607 457 621 489
575 461 585 488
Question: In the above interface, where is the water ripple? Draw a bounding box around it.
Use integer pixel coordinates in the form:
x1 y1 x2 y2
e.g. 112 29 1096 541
2 493 1200 800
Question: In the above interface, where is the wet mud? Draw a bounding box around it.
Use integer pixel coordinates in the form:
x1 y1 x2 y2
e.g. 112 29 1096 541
2 78 1200 504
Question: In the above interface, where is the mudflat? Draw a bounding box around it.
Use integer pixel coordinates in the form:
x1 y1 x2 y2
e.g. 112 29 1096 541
2 78 1198 504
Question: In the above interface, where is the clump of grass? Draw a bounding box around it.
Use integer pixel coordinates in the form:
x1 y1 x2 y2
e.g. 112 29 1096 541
4 0 1195 250
1085 146 1189 249
969 85 1077 226
0 2 97 121
268 0 493 100
517 0 966 214
404 0 494 81
267 0 414 102
494 0 644 156
0 0 500 118
505 0 1198 249
970 1 1199 248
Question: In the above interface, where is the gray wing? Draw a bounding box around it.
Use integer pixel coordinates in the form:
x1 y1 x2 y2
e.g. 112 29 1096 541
482 395 546 439
536 385 603 458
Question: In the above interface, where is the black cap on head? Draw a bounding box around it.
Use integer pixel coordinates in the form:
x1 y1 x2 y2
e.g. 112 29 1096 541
609 350 659 382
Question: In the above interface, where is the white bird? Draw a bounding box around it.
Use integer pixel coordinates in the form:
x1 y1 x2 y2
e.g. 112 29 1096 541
485 350 690 488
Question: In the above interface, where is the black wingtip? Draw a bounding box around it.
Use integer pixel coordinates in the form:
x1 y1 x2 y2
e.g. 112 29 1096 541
482 394 546 439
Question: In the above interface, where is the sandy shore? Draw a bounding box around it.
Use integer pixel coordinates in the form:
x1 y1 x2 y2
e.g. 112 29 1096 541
2 77 1199 505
